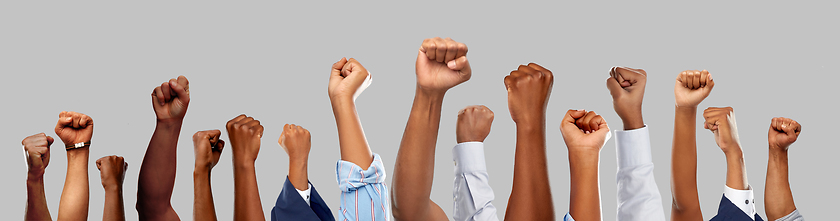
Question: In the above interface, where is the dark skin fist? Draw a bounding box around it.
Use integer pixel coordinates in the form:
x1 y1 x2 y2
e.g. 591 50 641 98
193 130 225 170
279 124 311 161
96 155 128 189
151 76 190 123
703 107 741 153
606 66 647 130
559 110 611 153
23 133 54 178
416 37 471 93
674 70 714 108
768 117 801 152
504 63 554 126
226 114 264 163
54 111 93 147
456 105 494 143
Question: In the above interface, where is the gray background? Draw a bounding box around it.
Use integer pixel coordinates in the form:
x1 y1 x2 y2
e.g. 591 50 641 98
2 1 838 220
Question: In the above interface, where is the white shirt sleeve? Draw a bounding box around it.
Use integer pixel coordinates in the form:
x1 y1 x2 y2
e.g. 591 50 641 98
615 126 666 221
453 142 500 221
295 183 312 206
723 184 757 219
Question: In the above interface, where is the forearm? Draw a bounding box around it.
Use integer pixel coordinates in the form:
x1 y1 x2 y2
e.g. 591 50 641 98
332 98 374 169
287 159 309 191
233 162 264 221
723 148 748 190
102 186 126 221
137 121 182 209
505 125 554 221
670 107 701 219
194 170 218 221
26 178 51 221
568 150 601 221
765 149 796 220
58 149 90 221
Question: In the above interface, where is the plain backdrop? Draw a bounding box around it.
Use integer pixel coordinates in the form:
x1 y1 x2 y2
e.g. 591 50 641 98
2 1 838 220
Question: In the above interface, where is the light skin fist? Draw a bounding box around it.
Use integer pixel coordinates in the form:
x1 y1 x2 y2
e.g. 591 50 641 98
456 105 494 143
96 155 127 189
151 76 190 123
674 70 714 108
416 37 471 93
23 133 54 179
278 124 311 161
606 66 647 130
226 114 264 164
328 57 370 102
703 107 741 153
559 110 611 153
504 63 554 126
54 111 94 147
193 130 225 170
768 117 801 152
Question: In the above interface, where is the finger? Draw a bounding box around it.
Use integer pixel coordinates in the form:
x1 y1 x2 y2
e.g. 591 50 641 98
592 115 610 133
161 82 172 102
679 71 689 88
177 75 189 89
527 63 551 79
57 113 73 128
256 125 264 138
215 139 225 152
96 157 103 170
790 120 801 135
332 57 348 77
153 86 165 106
170 78 190 103
699 70 708 87
46 136 54 147
442 40 457 63
692 70 701 89
72 113 81 128
278 133 286 147
434 38 446 63
703 70 714 90
227 114 247 129
422 38 437 61
616 67 643 87
79 115 92 128
606 76 623 97
561 109 587 133
579 111 598 132
504 75 515 91
207 129 222 140
455 42 468 59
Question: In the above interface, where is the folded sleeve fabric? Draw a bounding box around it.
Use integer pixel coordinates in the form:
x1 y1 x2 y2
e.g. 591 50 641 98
336 153 391 221
564 212 575 221
452 142 500 221
775 210 804 221
710 193 764 221
614 126 666 221
271 176 335 221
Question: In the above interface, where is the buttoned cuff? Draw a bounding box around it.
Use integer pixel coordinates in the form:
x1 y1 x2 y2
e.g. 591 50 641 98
615 125 652 168
296 183 312 206
723 184 756 219
453 142 487 175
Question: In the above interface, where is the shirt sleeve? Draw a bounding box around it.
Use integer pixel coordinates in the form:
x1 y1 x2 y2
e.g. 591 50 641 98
296 183 312 206
723 184 757 219
615 126 667 221
453 142 500 221
336 153 391 221
775 209 804 221
564 212 575 221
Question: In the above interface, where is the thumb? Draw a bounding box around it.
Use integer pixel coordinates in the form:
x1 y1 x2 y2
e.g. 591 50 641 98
561 109 586 133
605 77 623 98
447 56 471 75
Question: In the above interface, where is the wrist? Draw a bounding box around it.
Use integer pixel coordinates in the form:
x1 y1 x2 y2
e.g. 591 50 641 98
66 147 90 158
675 105 698 113
194 164 212 174
723 146 743 158
233 159 256 171
416 85 447 98
155 119 184 129
330 96 356 109
102 183 123 192
26 174 44 183
620 115 645 130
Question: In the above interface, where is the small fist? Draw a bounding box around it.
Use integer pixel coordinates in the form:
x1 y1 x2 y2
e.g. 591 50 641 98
416 37 471 92
54 111 94 148
151 76 190 123
96 155 127 189
768 117 801 151
703 107 741 153
328 57 372 102
674 70 714 108
226 114 264 163
22 133 54 178
193 129 225 170
606 66 647 130
504 63 554 125
456 105 494 143
559 110 611 153
278 124 311 161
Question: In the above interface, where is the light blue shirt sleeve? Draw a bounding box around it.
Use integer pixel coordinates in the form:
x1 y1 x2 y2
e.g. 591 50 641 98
615 126 667 221
336 153 391 221
564 212 575 221
453 142 500 221
775 210 804 221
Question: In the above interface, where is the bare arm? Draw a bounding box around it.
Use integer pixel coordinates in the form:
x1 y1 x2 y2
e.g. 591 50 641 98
193 130 224 221
328 57 374 169
560 110 611 221
97 155 127 221
670 70 713 221
765 117 801 220
55 111 94 221
23 133 54 221
226 115 266 221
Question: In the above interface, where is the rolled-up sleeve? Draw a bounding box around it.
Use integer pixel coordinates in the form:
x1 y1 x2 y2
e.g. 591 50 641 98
615 126 666 221
336 153 391 221
453 142 499 221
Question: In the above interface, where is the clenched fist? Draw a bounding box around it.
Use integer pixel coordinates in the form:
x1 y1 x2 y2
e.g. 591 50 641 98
606 66 647 130
151 76 190 123
504 63 553 126
54 111 94 148
768 117 801 152
456 105 494 143
674 70 714 108
559 110 611 153
703 107 741 153
416 37 471 93
226 114 264 164
329 57 372 102
96 155 128 189
278 124 311 161
193 130 225 170
23 133 54 179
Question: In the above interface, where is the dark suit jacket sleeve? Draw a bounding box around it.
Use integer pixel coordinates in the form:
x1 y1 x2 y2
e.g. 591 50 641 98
271 176 336 221
710 194 764 221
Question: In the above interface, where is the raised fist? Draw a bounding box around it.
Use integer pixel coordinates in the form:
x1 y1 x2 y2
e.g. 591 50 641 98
151 76 190 123
193 129 225 170
606 66 647 129
54 111 94 148
768 117 801 151
96 155 127 189
703 107 741 153
674 70 714 108
559 110 611 153
329 57 372 102
22 133 54 178
278 124 311 161
226 114 264 163
416 37 471 92
456 105 494 143
504 63 553 126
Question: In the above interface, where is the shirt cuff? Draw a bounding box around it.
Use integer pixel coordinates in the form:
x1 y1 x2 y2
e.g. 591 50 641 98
723 184 756 219
296 183 312 206
564 212 575 221
453 142 487 175
615 125 653 168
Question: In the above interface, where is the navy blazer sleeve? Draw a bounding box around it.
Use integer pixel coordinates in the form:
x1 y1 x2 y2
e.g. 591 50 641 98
710 194 764 221
271 176 336 221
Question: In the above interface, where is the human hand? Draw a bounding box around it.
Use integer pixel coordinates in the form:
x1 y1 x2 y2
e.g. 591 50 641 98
278 124 311 162
559 110 611 153
606 66 647 130
416 37 470 93
703 107 741 153
96 155 127 189
54 111 94 148
226 114 264 164
504 63 553 126
674 70 714 108
768 117 801 152
456 105 494 143
193 130 225 170
329 57 372 102
151 76 190 123
22 133 54 179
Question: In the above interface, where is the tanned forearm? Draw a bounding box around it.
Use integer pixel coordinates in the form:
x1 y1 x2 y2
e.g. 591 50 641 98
568 149 600 221
233 161 264 221
765 149 796 220
671 107 702 221
505 122 554 221
288 157 309 191
137 121 182 217
103 184 126 221
332 97 374 170
194 169 217 221
58 148 90 221
26 177 51 221
724 148 748 190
